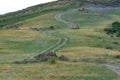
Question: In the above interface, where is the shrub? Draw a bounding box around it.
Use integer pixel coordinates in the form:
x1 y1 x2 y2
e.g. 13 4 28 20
112 21 120 28
113 55 120 59
48 57 57 64
112 42 119 44
106 46 113 50
49 26 55 30
104 21 120 37
116 32 120 37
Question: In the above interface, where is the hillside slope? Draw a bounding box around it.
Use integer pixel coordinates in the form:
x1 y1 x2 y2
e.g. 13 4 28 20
0 0 120 29
0 0 120 80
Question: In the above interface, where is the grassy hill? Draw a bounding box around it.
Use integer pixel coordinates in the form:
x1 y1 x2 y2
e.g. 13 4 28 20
0 0 120 80
0 0 119 29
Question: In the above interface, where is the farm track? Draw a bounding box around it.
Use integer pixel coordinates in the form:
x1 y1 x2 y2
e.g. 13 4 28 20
34 9 79 56
39 37 68 54
32 37 68 58
55 9 78 28
56 8 120 80
105 65 120 80
52 37 68 52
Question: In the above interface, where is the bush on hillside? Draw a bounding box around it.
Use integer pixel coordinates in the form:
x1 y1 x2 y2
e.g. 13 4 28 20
49 26 55 30
113 55 120 59
106 46 113 50
104 21 120 37
48 57 57 64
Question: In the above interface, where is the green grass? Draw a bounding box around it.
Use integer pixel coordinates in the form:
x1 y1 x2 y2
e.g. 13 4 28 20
0 29 58 65
58 9 120 51
0 8 58 28
0 4 120 80
109 10 120 16
0 62 117 80
0 1 77 29
61 10 111 28
0 30 57 54
20 11 66 29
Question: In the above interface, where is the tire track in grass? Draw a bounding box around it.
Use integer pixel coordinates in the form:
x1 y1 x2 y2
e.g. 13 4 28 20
55 9 78 29
39 38 62 54
36 9 78 54
30 9 78 59
34 9 78 56
52 37 68 53
105 65 120 80
31 37 68 59
31 38 62 58
56 8 120 80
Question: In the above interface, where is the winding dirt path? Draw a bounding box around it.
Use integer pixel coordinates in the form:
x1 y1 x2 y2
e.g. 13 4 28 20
31 37 68 59
105 65 120 80
40 9 80 53
55 9 78 29
39 38 62 54
30 7 120 80
36 9 79 54
52 37 68 52
32 10 80 58
55 8 120 80
36 9 78 55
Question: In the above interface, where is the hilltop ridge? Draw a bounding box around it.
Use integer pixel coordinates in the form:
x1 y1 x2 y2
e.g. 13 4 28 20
0 0 119 29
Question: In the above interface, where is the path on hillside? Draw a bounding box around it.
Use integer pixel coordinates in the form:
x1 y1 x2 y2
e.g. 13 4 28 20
105 64 120 79
41 37 68 53
38 9 80 54
32 37 68 58
55 8 120 80
52 37 68 52
31 9 80 58
55 9 78 28
35 9 79 55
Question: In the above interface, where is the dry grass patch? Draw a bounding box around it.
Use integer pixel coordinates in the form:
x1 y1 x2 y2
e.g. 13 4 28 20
58 46 120 59
0 29 41 41
0 62 117 80
20 12 59 29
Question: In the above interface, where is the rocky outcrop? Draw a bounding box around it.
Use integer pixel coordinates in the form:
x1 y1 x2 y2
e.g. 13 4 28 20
14 52 69 64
